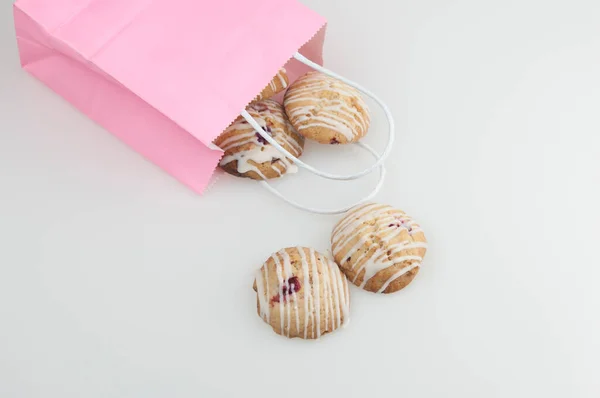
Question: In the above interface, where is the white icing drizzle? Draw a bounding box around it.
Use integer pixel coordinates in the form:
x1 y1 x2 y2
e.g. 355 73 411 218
309 249 321 338
255 247 350 339
320 252 333 331
284 71 371 141
324 252 341 329
272 253 286 335
215 99 303 179
331 203 427 292
280 249 300 337
297 248 313 338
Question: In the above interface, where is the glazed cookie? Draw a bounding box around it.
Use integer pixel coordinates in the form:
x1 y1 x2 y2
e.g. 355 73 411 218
255 69 289 101
331 203 427 294
253 247 351 339
214 100 304 180
284 71 371 144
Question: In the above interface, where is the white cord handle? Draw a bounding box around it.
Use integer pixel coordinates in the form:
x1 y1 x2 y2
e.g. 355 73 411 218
260 142 386 215
241 52 395 181
231 53 395 214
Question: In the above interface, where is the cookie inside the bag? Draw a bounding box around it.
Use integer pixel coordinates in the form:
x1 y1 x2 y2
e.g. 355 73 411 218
284 71 371 144
254 69 289 101
214 100 304 180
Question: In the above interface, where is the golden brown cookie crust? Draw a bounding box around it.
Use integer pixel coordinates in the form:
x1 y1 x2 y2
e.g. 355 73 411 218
284 71 371 144
331 203 427 294
214 100 304 180
253 247 351 339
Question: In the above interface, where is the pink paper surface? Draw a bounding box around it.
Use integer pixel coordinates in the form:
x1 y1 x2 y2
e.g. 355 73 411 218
14 0 327 193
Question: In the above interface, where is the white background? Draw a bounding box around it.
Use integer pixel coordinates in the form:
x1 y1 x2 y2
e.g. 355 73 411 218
1 0 599 397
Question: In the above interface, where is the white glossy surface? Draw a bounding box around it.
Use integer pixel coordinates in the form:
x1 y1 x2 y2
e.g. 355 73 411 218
1 0 599 397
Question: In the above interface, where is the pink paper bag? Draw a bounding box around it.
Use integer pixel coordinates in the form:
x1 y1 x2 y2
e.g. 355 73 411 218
13 0 327 193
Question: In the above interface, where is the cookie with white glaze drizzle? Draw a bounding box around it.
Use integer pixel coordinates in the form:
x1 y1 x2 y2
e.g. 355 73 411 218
284 71 371 144
331 203 427 294
255 68 289 101
253 247 351 339
214 100 304 180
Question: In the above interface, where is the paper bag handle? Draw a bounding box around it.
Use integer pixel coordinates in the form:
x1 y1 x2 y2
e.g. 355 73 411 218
242 52 395 181
259 142 386 215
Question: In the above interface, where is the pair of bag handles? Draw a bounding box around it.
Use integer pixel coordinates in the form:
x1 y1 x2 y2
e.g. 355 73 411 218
236 52 395 215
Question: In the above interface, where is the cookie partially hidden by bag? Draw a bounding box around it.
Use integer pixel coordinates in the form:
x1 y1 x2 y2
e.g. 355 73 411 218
214 100 304 180
284 71 371 144
255 69 290 101
253 247 350 339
